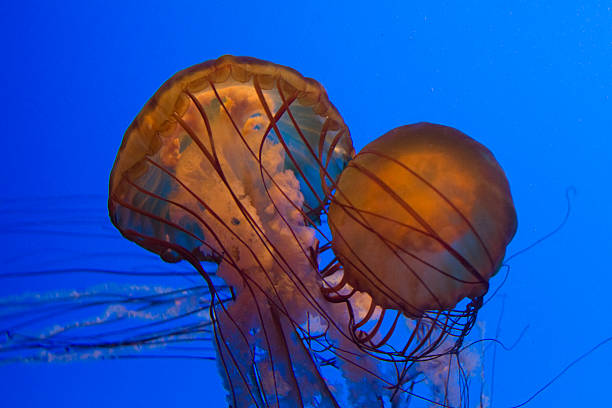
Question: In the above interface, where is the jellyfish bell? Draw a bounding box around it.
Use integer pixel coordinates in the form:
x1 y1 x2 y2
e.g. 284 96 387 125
109 55 353 265
328 122 517 318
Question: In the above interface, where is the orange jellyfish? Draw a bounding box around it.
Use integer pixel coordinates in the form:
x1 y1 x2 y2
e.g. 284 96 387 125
109 55 355 407
107 55 517 407
326 123 517 362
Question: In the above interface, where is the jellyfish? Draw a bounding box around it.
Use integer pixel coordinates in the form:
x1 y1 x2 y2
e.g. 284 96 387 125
108 55 358 407
326 123 517 358
2 55 517 407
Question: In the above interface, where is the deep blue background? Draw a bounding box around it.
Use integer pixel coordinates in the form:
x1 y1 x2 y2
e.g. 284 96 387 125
1 1 610 407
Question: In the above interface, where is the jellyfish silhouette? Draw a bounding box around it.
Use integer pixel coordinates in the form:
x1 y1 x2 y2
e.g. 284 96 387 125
2 55 517 407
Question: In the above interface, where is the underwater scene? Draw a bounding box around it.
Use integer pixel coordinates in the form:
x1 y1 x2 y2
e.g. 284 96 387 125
1 2 610 407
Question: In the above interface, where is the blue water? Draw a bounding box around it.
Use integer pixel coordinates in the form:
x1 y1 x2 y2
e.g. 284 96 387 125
1 1 610 407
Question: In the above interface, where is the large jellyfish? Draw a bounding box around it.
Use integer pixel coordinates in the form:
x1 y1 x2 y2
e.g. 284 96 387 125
107 55 517 407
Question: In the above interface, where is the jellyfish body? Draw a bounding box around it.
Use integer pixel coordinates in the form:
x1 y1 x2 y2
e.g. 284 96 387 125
109 55 353 262
328 123 517 317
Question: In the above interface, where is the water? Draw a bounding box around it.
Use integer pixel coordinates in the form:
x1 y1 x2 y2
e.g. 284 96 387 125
1 1 610 407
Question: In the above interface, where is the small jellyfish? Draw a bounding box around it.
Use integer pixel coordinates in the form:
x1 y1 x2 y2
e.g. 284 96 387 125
323 123 516 374
328 122 517 317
